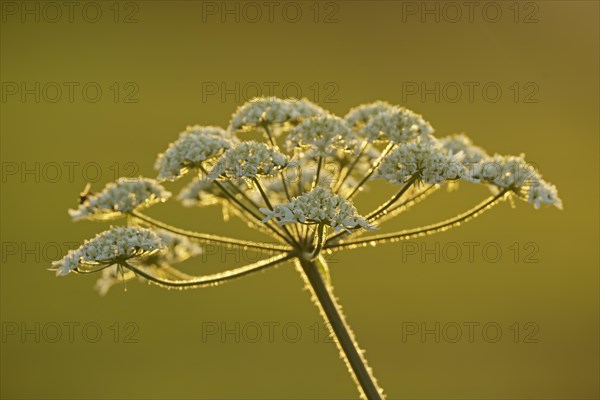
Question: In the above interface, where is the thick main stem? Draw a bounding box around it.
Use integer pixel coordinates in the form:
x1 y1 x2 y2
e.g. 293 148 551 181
298 258 384 400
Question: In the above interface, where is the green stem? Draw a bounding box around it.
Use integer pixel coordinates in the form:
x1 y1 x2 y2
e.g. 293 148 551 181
312 156 324 190
311 223 326 259
297 257 384 400
262 123 278 148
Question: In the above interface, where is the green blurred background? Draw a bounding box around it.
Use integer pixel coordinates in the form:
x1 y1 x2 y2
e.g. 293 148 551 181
1 1 598 399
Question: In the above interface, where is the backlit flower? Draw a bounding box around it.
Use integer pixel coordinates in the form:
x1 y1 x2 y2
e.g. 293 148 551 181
439 133 488 164
286 115 357 157
261 187 375 233
360 107 434 143
51 226 164 276
345 101 394 128
155 125 236 181
464 154 562 209
68 177 171 221
229 97 325 132
210 141 295 181
375 137 464 184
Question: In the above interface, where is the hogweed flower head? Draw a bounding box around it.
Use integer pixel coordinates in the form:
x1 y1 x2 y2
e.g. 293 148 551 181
261 187 376 233
344 100 394 129
360 107 434 143
155 125 237 181
68 177 171 221
51 226 164 276
464 154 563 209
210 141 295 181
94 230 201 295
375 137 464 185
527 176 562 209
439 133 489 164
286 114 357 157
229 97 325 132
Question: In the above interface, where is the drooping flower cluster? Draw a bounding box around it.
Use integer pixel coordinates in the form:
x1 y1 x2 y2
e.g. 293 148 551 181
261 187 376 233
51 226 164 276
375 137 464 185
68 177 171 221
155 125 237 181
464 154 562 209
527 177 562 209
210 141 295 181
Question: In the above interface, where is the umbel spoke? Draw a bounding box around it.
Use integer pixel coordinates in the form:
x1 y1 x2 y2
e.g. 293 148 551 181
326 191 509 250
326 183 437 246
123 253 295 290
130 210 291 252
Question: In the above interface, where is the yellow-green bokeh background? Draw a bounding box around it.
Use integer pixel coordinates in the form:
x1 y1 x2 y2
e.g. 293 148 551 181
1 1 598 399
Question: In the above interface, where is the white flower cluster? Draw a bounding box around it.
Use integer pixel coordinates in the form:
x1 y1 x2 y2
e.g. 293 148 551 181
464 154 534 187
286 115 357 157
361 107 434 143
52 226 164 276
344 101 394 128
210 141 294 180
375 138 464 185
94 229 202 295
527 177 562 209
68 177 171 221
464 154 562 209
439 134 489 164
155 125 237 181
261 187 376 233
229 97 325 131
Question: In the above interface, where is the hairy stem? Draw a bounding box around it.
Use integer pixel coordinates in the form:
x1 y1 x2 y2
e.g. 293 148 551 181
311 223 326 259
312 156 324 190
296 257 384 400
375 184 438 224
